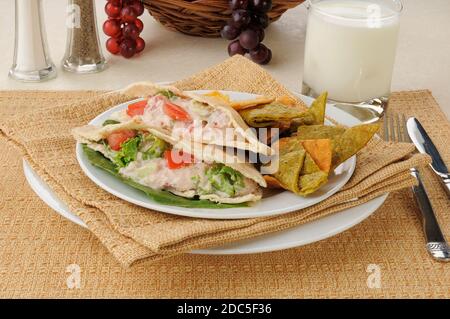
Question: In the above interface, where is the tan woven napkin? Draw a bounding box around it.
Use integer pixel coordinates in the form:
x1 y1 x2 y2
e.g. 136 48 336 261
0 56 431 267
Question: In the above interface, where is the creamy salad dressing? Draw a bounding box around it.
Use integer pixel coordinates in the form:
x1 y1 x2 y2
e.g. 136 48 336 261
120 158 206 192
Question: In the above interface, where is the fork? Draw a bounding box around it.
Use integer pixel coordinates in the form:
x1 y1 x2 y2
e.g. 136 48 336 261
383 112 450 261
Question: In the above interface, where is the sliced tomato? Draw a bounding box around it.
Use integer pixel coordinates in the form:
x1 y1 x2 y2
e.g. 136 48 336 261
126 100 147 117
164 150 194 169
106 130 136 151
163 101 191 121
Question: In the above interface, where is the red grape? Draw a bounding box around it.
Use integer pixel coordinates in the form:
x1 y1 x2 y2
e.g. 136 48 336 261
231 9 251 29
129 0 145 16
103 19 121 37
262 48 272 64
252 12 269 28
120 38 137 58
134 19 144 33
221 24 240 40
228 40 247 56
106 37 121 54
249 24 265 42
135 37 146 53
239 29 260 50
121 6 137 23
230 0 248 10
249 43 269 64
109 0 122 6
251 0 272 13
105 2 121 18
123 23 140 40
135 18 144 32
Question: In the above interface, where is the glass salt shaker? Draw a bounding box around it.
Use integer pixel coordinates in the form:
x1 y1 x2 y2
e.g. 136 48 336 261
9 0 57 82
62 0 106 73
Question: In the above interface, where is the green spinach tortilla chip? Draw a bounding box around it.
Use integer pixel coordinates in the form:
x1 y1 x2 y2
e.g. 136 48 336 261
239 102 304 127
296 123 379 168
333 123 380 166
290 92 327 130
239 92 327 128
271 137 328 196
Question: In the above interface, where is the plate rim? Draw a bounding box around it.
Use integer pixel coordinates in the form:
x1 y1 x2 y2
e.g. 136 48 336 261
75 90 357 219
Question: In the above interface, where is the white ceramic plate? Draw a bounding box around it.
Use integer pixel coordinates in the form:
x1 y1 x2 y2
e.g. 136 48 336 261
23 159 387 255
75 90 356 219
23 92 388 255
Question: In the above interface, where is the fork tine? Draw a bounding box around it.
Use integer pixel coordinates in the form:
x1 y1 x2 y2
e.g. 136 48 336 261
389 112 396 142
383 112 390 141
395 113 402 142
402 113 410 143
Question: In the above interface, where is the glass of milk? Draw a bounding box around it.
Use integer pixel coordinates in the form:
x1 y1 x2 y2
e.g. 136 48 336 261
302 0 402 108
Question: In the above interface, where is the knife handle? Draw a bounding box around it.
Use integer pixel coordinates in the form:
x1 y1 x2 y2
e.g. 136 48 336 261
440 176 450 198
410 169 450 261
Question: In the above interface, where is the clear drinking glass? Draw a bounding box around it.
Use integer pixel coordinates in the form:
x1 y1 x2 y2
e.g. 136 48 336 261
302 0 403 116
9 0 57 82
62 0 106 73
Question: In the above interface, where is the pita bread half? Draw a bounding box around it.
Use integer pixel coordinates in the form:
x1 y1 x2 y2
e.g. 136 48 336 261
121 82 274 156
72 119 267 189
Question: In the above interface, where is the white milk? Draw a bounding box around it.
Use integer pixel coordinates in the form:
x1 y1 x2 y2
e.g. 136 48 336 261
303 0 400 103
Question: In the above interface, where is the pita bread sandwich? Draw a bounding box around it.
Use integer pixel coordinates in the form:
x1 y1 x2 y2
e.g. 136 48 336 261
72 118 266 206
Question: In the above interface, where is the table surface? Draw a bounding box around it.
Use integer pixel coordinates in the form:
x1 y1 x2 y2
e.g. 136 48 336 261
0 0 449 120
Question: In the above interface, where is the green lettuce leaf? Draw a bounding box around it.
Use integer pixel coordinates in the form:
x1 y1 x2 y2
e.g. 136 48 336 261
113 136 141 167
206 163 245 197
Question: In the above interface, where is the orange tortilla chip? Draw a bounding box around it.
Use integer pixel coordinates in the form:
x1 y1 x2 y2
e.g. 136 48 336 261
275 95 297 107
230 96 275 111
301 139 332 173
263 175 283 189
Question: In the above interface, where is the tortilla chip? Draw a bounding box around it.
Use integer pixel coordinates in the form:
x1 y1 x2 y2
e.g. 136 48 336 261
297 125 346 140
296 123 379 168
275 95 297 107
271 137 329 196
273 148 306 194
301 139 332 173
290 92 327 130
263 175 283 189
239 102 305 127
333 123 380 166
298 153 329 196
230 96 275 111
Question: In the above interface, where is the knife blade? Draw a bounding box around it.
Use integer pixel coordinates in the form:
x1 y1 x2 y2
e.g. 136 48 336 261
407 117 450 197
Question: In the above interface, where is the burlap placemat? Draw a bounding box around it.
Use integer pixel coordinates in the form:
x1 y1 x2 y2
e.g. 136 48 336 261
0 86 449 297
0 57 429 266
0 57 431 268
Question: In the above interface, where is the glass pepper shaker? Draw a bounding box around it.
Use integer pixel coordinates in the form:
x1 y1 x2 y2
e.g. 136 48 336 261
62 0 106 73
9 0 57 82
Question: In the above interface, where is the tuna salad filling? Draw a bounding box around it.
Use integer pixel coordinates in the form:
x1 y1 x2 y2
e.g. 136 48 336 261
86 126 260 200
109 90 235 144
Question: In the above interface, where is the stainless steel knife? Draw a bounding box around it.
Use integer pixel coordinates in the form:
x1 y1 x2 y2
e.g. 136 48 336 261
407 117 450 197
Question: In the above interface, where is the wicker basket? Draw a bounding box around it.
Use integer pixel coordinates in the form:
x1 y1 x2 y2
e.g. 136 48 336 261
142 0 305 38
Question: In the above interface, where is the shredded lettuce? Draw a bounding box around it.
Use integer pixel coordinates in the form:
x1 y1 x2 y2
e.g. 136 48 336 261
158 89 176 99
113 136 141 167
141 134 167 160
206 163 245 196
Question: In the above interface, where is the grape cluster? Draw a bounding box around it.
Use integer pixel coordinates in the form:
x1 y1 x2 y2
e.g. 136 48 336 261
221 0 272 65
103 0 146 58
